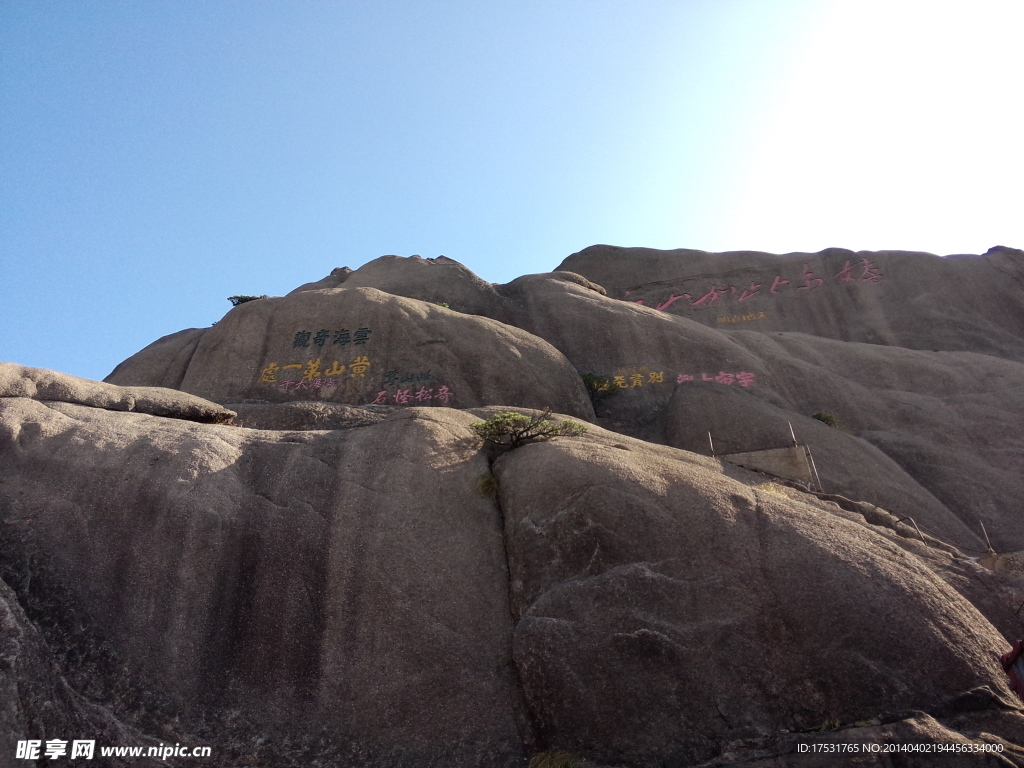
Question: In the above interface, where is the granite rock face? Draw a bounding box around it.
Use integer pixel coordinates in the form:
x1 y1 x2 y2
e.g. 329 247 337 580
322 257 1020 552
1 386 1021 766
1 362 235 424
0 395 527 767
2 244 1022 766
101 243 1024 567
0 576 162 768
494 432 1018 765
105 328 207 391
557 244 1024 361
110 284 592 420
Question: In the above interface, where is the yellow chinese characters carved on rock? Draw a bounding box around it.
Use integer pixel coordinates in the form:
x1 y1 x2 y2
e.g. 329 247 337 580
716 311 767 324
257 355 372 384
302 359 322 381
258 363 279 383
349 356 371 377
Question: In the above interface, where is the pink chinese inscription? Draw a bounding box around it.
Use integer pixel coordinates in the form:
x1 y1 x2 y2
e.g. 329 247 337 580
371 384 455 407
626 258 885 313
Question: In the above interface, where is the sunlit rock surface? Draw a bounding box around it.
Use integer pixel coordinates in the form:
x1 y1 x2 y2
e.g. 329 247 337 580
1 245 1022 766
108 247 1024 552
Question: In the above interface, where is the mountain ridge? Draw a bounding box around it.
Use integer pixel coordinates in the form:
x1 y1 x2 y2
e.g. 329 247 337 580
2 244 1023 767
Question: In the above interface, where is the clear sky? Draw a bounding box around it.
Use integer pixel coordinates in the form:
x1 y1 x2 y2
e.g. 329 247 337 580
2 1 1022 381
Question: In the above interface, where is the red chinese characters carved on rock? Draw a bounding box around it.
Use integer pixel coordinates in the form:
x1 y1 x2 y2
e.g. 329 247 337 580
691 286 735 307
628 259 884 312
372 385 454 406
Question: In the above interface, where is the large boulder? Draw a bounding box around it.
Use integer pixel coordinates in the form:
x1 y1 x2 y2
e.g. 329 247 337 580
101 251 1024 552
5 242 1023 765
1 362 235 424
288 265 353 294
105 328 207 390
0 390 1019 766
493 430 1017 765
480 271 1024 551
101 249 1024 552
107 286 593 420
557 245 1024 361
309 255 514 320
0 397 528 766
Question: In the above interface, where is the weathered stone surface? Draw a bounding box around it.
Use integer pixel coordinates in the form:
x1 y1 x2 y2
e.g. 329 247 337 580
0 399 527 766
557 245 1024 361
110 285 592 419
103 250 1024 552
105 328 207 390
288 266 353 295
323 255 513 319
478 270 1024 551
0 390 1021 765
12 243 1019 764
289 258 607 324
493 430 1016 766
0 575 171 768
1 362 235 424
227 401 398 431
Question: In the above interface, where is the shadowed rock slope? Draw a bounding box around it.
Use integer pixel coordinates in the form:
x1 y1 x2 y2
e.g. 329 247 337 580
2 373 1024 766
107 248 1024 552
1 245 1021 766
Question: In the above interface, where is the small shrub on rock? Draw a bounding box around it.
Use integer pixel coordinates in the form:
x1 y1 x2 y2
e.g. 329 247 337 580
476 472 499 499
580 372 622 412
812 411 841 429
471 408 587 450
227 294 269 306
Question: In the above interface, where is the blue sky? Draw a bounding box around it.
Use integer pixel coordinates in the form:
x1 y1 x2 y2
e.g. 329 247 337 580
2 1 1022 381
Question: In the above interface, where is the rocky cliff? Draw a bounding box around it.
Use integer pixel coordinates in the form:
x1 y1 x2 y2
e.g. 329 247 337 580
3 245 1024 767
